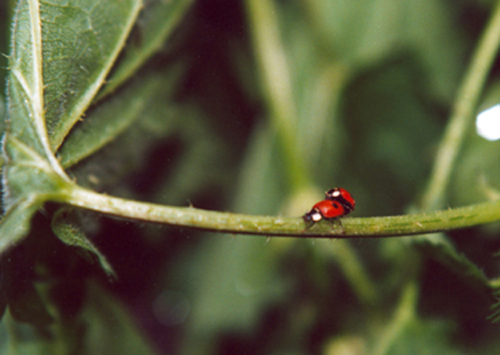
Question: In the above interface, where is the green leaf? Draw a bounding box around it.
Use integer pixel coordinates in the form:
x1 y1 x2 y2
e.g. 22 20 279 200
62 68 182 191
6 282 54 329
0 136 69 252
180 123 289 353
0 199 42 252
181 234 289 354
83 283 159 355
51 208 115 277
2 136 66 207
58 72 174 168
2 0 95 254
0 283 158 355
2 0 149 255
412 233 493 290
8 0 55 159
306 0 463 98
0 93 6 140
96 0 194 100
488 287 500 323
383 317 463 355
41 0 143 150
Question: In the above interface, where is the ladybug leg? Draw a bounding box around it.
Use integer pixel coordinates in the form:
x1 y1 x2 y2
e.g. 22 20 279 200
330 218 346 235
302 208 322 231
302 220 315 231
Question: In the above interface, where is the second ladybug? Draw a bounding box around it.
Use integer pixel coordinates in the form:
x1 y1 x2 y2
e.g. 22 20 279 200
324 187 355 214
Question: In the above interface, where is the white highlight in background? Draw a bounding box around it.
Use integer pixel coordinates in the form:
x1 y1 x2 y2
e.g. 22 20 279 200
476 105 500 141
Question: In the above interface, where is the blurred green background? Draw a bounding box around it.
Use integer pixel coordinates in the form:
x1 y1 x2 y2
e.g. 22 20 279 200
3 0 500 354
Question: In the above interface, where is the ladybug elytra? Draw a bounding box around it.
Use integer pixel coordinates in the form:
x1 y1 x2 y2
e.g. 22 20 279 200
324 187 355 214
303 187 355 224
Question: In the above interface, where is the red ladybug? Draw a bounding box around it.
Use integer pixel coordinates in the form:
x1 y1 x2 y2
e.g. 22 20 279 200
303 188 355 224
324 187 355 215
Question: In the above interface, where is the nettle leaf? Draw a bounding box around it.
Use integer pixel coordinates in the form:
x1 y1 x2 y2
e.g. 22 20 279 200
51 208 115 277
489 288 500 323
1 0 149 255
41 0 143 150
59 74 165 169
412 233 494 290
66 81 178 191
7 0 56 158
96 0 194 100
1 135 68 251
2 0 73 250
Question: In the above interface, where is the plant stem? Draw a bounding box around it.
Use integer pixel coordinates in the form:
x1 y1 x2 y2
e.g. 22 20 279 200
420 0 500 211
245 0 309 192
60 186 500 238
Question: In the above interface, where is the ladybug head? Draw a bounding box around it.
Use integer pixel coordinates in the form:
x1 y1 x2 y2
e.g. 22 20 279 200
325 187 355 213
326 188 342 199
303 208 322 223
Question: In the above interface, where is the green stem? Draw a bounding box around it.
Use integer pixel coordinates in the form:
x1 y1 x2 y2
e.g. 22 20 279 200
420 1 500 211
245 0 309 192
59 186 500 238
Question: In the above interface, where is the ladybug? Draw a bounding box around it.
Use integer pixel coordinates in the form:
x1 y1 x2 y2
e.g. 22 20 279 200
324 187 355 215
303 188 355 224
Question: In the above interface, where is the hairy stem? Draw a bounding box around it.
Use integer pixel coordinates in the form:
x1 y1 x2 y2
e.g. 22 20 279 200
58 186 500 238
